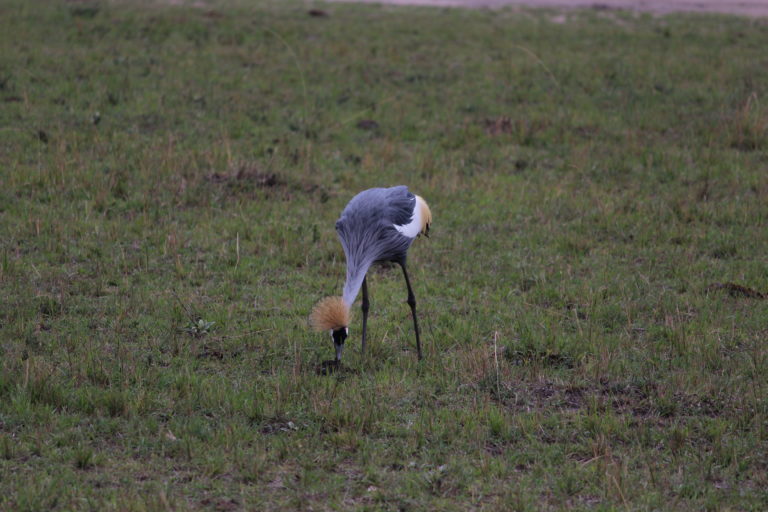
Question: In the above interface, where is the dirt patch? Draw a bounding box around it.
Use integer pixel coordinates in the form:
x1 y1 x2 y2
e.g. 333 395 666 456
201 163 330 203
706 282 765 299
477 373 733 419
259 418 299 435
484 117 513 136
315 360 361 376
329 0 768 17
205 165 281 189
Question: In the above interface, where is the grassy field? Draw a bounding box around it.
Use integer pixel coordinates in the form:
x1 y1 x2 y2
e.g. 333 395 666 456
1 0 767 509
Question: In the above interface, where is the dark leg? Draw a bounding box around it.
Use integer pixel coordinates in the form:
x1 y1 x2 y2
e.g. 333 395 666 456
361 276 369 355
399 263 422 360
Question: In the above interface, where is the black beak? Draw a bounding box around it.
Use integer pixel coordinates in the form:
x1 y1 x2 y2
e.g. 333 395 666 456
335 342 344 362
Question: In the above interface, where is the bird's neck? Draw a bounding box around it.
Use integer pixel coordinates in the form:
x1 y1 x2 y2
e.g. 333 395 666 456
342 259 373 307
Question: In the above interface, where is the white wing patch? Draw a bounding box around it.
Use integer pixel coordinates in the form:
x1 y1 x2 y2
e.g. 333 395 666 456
394 197 422 238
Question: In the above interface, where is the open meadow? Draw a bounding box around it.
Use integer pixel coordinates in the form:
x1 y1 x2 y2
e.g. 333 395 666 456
1 0 767 509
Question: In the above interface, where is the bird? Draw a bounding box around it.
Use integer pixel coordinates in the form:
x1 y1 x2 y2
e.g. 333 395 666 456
310 186 432 363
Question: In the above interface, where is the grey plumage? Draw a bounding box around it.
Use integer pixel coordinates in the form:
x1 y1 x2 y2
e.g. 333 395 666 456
336 186 417 306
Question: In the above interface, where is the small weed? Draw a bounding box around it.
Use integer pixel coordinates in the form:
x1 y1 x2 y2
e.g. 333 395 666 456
101 388 129 418
504 346 574 370
73 447 96 470
727 92 767 151
1 436 14 460
487 407 509 440
184 318 216 338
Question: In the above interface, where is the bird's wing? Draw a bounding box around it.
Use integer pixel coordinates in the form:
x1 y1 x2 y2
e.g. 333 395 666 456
382 186 415 227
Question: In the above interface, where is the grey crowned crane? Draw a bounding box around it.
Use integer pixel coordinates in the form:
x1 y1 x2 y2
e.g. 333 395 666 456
311 186 432 363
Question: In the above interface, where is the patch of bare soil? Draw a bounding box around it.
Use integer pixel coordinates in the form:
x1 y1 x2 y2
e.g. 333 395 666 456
202 163 329 202
487 379 730 419
205 165 280 189
706 282 765 299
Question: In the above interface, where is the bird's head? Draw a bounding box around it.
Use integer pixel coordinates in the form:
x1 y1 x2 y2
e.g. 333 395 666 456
331 327 348 362
310 296 350 362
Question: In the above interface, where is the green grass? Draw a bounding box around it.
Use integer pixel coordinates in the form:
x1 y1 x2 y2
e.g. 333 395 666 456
1 0 768 509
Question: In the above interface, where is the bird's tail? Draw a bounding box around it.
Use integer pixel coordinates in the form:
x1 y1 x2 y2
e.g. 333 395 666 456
310 296 350 331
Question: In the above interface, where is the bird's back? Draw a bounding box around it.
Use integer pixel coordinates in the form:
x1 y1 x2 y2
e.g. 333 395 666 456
336 186 415 264
335 186 431 307
339 186 413 228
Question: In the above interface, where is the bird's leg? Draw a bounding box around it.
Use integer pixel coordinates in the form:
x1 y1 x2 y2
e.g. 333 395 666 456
361 276 370 356
399 263 422 360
